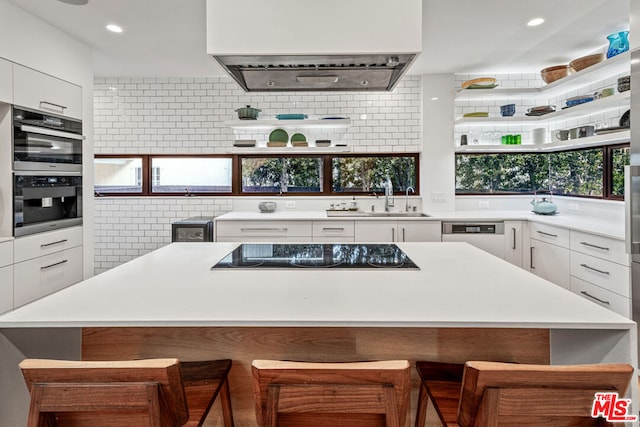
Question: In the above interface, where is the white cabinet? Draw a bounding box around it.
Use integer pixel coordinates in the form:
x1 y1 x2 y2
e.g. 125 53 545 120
0 58 12 104
568 230 630 316
0 239 13 268
397 221 441 242
13 245 82 308
312 220 354 242
0 265 13 314
529 238 571 289
14 227 83 263
216 220 313 242
354 220 441 242
13 64 82 119
570 276 631 317
503 221 524 267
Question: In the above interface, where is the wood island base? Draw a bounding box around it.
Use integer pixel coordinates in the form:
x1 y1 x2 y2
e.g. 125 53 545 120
82 327 550 427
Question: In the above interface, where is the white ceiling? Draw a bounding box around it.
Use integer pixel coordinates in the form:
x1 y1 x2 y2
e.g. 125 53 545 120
5 0 630 78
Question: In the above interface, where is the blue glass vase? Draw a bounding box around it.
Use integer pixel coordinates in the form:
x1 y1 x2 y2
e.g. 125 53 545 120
606 31 630 58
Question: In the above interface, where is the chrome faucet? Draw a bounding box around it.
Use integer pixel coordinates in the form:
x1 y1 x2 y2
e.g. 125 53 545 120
384 178 394 212
405 186 415 211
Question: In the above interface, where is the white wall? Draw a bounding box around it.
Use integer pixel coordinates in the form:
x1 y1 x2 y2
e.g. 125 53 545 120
0 0 94 279
422 74 455 211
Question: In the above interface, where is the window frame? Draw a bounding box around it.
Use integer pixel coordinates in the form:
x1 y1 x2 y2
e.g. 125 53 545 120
454 143 629 200
94 153 421 197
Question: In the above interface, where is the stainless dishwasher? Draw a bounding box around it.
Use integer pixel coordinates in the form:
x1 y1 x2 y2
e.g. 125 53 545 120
441 222 505 259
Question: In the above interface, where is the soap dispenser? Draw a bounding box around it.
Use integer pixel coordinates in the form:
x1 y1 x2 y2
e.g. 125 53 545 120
350 196 358 210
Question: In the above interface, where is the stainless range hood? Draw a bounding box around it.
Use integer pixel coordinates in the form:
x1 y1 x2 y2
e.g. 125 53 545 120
206 0 421 92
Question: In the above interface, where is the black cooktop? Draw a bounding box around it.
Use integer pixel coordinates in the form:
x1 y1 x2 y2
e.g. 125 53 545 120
211 243 419 269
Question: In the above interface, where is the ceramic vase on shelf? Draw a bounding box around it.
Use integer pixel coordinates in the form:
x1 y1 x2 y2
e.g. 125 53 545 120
606 31 630 58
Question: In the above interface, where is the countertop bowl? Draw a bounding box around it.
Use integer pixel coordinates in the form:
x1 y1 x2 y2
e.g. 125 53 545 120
569 53 605 72
258 202 277 213
541 65 571 84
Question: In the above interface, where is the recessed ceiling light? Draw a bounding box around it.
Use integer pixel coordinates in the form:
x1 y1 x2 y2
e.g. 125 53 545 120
527 18 545 27
106 24 123 33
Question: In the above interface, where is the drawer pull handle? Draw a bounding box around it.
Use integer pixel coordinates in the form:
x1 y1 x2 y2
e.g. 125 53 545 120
41 239 68 248
240 228 288 232
580 291 610 305
41 259 68 270
530 246 535 269
579 241 610 251
39 101 67 113
322 227 345 231
511 227 516 250
580 263 610 275
536 231 558 238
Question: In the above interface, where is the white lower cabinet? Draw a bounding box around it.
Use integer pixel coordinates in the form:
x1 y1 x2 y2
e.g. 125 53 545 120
503 221 524 267
312 221 354 242
529 238 571 289
0 265 13 314
354 220 441 242
14 227 83 263
13 245 83 308
216 220 313 242
570 276 631 317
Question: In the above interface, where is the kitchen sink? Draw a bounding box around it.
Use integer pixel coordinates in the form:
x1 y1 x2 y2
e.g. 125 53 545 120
326 210 431 218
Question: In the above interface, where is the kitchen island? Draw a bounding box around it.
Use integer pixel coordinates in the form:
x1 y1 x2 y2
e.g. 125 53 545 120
0 242 636 426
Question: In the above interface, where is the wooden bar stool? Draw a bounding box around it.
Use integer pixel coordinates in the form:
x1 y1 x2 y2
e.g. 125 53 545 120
19 358 234 427
415 360 634 427
251 359 411 427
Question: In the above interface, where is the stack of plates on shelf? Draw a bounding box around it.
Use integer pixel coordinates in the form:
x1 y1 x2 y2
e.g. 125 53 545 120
564 95 594 108
268 128 288 147
461 77 498 90
290 133 308 147
233 139 256 147
276 114 308 120
315 140 331 147
463 112 489 118
525 105 555 116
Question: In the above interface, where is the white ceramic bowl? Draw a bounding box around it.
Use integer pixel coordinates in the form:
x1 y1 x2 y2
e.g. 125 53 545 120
258 202 277 213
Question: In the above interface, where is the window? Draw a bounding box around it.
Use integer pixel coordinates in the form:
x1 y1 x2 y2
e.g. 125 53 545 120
94 153 420 196
150 157 232 194
332 155 417 193
241 156 323 193
455 144 629 200
94 157 144 194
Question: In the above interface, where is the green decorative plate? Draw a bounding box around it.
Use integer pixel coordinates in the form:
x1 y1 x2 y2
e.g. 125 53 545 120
269 129 288 142
290 133 306 142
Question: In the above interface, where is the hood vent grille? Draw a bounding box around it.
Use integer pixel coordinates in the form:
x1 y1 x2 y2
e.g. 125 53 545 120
213 54 417 92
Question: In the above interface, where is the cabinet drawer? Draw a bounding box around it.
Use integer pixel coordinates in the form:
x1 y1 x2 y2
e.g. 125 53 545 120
14 245 83 308
216 221 312 238
313 221 354 239
529 222 569 248
570 231 629 266
0 240 13 268
0 265 13 314
13 64 82 120
0 58 12 103
570 251 630 297
14 227 83 263
570 276 631 317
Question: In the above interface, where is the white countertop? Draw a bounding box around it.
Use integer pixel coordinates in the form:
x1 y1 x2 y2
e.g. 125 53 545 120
215 210 625 240
0 242 632 330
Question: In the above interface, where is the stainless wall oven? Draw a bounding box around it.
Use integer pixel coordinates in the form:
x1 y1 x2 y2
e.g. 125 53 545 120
13 107 83 172
14 172 82 237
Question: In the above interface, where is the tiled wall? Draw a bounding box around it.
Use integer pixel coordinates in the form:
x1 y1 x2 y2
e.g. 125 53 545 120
93 76 423 273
